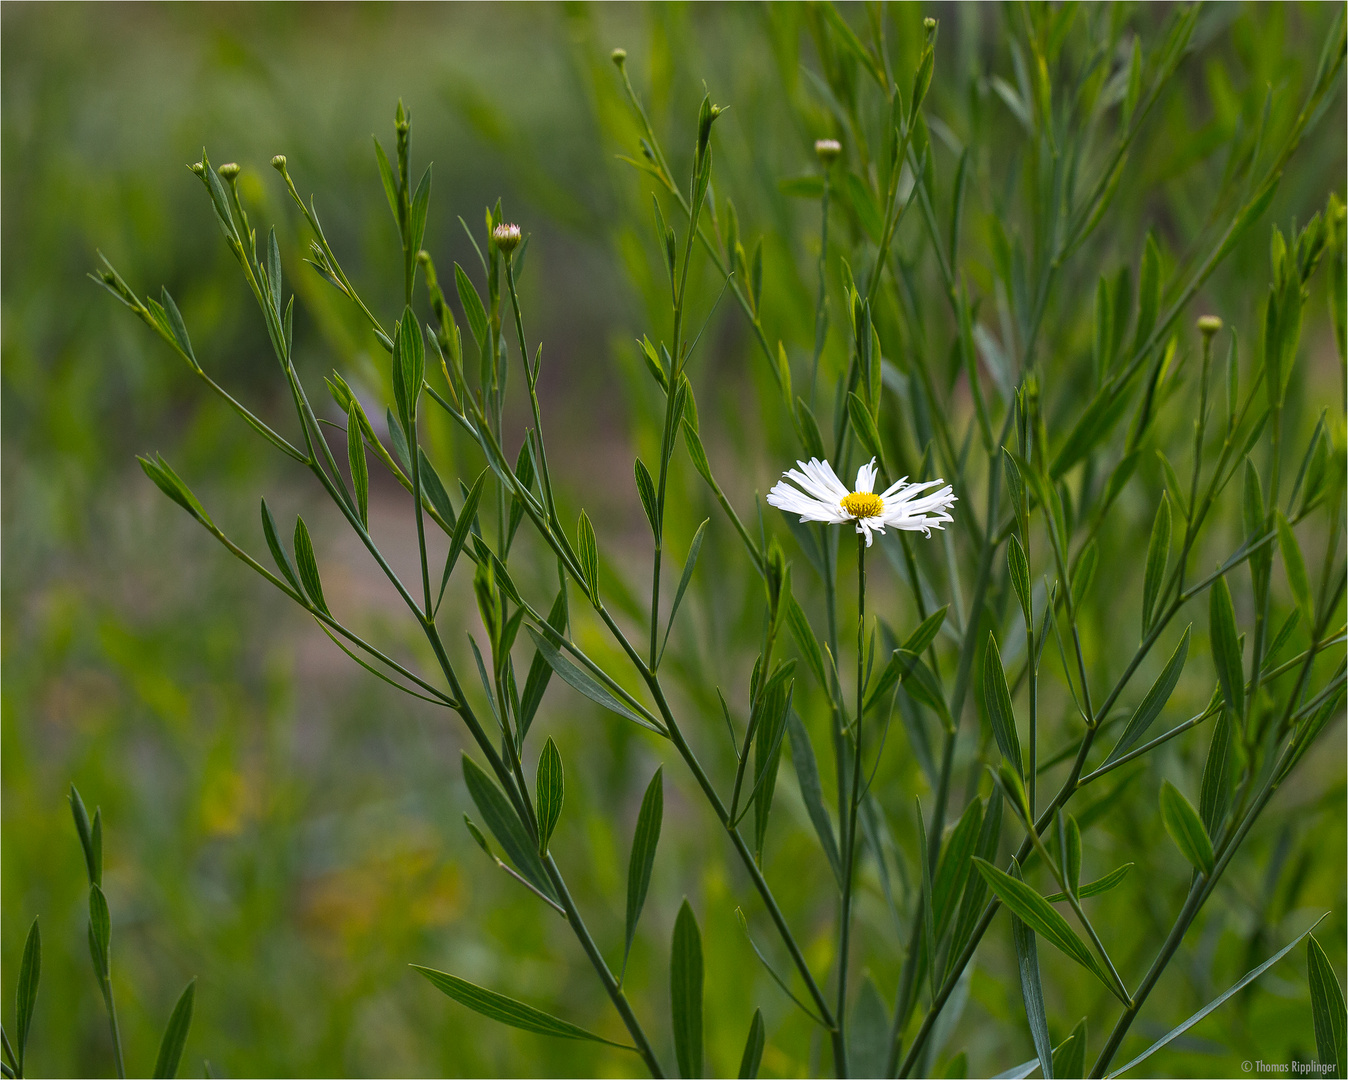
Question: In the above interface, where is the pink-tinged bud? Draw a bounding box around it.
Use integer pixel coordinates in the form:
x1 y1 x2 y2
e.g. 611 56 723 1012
493 223 522 255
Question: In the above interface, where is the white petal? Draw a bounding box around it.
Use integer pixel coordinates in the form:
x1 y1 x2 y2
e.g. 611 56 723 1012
855 457 878 494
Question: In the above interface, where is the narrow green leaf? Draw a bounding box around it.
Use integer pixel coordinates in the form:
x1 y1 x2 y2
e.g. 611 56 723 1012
348 404 369 528
15 918 39 1072
1106 917 1327 1078
849 978 890 1080
69 784 100 887
949 797 1002 973
535 738 564 854
1008 536 1032 628
671 900 704 1079
786 596 829 690
1276 512 1313 623
152 979 195 1079
1010 861 1054 1080
916 804 939 999
787 712 841 886
454 263 490 351
1052 1019 1087 1080
738 1008 765 1079
1159 780 1214 875
419 448 455 529
577 512 599 599
1141 494 1171 633
844 172 885 242
847 391 886 471
139 455 212 526
982 633 1023 777
932 798 983 937
634 459 659 538
88 884 111 979
1199 710 1233 837
1308 935 1346 1080
461 755 556 899
373 137 398 223
1209 577 1244 719
1071 540 1098 607
752 669 795 857
794 397 826 461
1103 625 1190 765
292 517 329 614
624 768 664 973
524 628 662 735
1043 863 1134 903
409 165 431 256
413 967 631 1048
1156 449 1189 521
436 469 487 612
160 288 197 365
518 589 567 739
266 229 282 318
661 519 709 660
972 858 1122 1000
260 499 301 594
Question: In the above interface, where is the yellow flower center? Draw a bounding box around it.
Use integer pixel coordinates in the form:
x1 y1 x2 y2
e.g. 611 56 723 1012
840 492 884 519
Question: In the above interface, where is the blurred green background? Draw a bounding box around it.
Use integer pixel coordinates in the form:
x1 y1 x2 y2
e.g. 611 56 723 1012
2 3 1344 1077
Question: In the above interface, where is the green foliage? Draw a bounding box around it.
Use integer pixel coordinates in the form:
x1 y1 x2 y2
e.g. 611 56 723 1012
4 4 1344 1078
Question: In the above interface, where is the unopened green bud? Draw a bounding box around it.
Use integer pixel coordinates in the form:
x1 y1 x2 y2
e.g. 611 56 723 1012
271 154 287 171
814 138 842 165
416 249 431 266
924 16 937 30
611 47 627 66
1197 315 1223 337
189 162 205 175
218 162 241 181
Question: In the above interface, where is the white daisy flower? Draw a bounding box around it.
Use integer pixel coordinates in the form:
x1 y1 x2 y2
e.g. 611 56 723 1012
766 456 956 547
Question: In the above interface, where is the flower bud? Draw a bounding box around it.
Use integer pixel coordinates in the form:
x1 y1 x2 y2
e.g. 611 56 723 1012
611 47 627 67
218 162 241 181
1197 315 1223 337
923 16 937 30
189 162 205 175
814 138 842 165
271 154 287 171
493 222 522 256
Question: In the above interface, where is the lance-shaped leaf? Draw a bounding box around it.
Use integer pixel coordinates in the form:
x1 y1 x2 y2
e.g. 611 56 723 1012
660 519 709 661
88 883 112 981
1276 512 1314 624
671 900 704 1079
787 712 841 886
517 588 567 739
847 391 886 471
849 977 890 1080
15 918 39 1073
1042 863 1134 902
347 404 369 528
1308 935 1346 1080
436 469 488 613
524 628 663 735
786 596 829 690
624 768 663 974
932 798 983 938
1008 536 1032 627
1200 710 1233 837
454 263 489 352
752 666 795 857
293 517 328 614
413 967 632 1048
1141 494 1171 632
577 512 599 599
69 784 102 887
534 738 564 854
634 458 659 537
1159 780 1214 876
461 755 556 900
1107 917 1328 1078
1103 626 1190 765
972 858 1124 1002
261 499 302 594
152 979 196 1079
1010 862 1054 1079
1209 577 1244 719
1052 1019 1087 1080
982 633 1023 777
738 1008 765 1079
